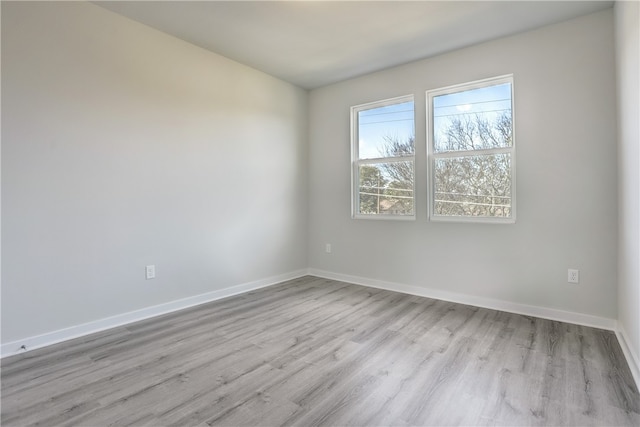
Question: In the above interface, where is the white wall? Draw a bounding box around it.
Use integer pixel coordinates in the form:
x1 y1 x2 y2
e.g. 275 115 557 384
1 2 626 356
1 2 308 344
308 10 618 321
615 0 640 379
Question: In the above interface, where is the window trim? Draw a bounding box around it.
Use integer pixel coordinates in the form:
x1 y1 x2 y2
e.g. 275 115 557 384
351 94 416 220
426 75 516 224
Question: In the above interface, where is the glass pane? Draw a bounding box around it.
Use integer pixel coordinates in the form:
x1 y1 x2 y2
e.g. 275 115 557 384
433 154 511 218
358 100 414 159
359 162 414 215
433 82 512 153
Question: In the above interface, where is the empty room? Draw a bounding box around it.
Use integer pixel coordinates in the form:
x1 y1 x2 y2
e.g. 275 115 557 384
1 1 639 426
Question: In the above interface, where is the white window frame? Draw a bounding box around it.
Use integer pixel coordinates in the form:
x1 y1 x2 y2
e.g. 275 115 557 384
351 95 416 220
426 75 516 223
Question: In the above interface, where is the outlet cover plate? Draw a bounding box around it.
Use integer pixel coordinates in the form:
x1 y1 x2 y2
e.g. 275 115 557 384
145 265 156 280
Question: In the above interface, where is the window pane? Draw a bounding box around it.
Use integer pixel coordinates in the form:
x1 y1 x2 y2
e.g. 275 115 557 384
358 100 414 159
433 153 511 218
433 83 512 153
359 162 414 215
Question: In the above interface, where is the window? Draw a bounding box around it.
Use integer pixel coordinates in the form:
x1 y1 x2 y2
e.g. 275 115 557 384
351 95 415 219
427 75 515 222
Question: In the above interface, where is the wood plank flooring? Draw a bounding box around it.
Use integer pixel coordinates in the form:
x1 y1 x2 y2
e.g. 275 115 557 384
2 276 639 426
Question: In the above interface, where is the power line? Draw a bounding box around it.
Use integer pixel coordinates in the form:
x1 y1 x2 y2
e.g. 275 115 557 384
360 108 414 117
360 118 415 125
434 97 511 109
434 108 510 118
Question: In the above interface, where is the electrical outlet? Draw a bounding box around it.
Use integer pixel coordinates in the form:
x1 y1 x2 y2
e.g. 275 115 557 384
145 265 156 280
325 243 332 254
568 269 579 283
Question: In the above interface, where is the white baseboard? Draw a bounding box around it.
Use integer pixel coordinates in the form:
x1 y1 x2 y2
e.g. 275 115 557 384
616 324 640 389
1 269 308 358
3 267 631 388
307 268 617 331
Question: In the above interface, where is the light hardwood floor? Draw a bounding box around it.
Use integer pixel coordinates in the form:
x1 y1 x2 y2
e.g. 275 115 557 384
2 276 639 426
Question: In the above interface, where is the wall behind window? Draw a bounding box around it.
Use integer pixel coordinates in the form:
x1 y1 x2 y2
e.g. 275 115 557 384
308 10 617 319
2 2 308 343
